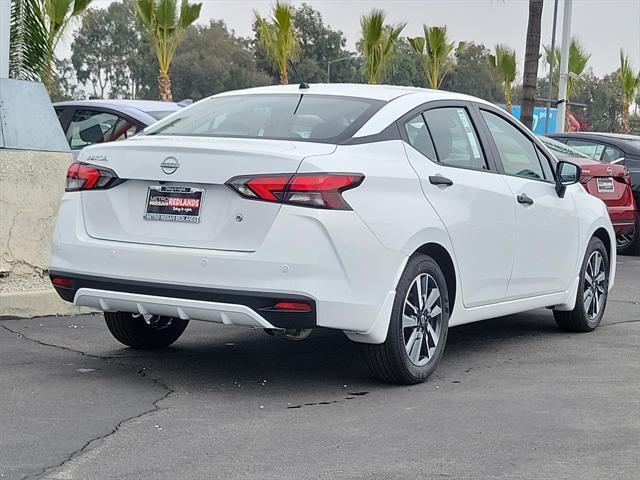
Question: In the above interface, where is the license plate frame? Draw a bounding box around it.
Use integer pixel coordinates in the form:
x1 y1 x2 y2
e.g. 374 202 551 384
143 186 204 223
596 177 614 193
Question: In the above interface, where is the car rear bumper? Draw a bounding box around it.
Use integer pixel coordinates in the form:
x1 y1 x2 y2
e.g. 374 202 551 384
50 271 316 329
49 194 405 337
608 205 637 235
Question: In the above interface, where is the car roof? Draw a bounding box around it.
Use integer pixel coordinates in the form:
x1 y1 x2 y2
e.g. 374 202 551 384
53 99 181 113
212 83 489 104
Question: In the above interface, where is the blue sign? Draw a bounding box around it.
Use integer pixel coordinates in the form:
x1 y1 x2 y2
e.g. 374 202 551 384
499 105 558 134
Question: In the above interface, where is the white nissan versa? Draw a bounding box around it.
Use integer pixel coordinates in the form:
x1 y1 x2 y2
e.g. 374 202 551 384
49 84 616 384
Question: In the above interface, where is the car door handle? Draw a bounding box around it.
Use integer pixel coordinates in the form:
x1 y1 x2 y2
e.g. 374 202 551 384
429 175 453 186
517 194 534 205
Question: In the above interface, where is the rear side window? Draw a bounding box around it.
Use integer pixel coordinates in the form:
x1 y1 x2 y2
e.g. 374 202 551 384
145 94 384 143
405 114 437 161
565 139 605 159
66 110 137 150
481 110 548 181
422 107 487 170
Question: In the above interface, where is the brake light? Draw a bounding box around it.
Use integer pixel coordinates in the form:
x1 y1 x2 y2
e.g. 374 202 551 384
66 162 122 192
226 173 364 210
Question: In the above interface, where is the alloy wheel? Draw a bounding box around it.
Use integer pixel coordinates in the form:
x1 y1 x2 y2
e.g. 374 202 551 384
583 251 607 320
402 273 443 366
616 226 636 249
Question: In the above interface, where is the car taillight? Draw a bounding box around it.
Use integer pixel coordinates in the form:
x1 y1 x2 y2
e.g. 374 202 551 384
226 173 364 210
66 162 122 192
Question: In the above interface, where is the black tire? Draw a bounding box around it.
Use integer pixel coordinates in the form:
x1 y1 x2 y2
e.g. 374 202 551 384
554 237 609 332
616 214 640 256
365 254 450 384
104 312 189 350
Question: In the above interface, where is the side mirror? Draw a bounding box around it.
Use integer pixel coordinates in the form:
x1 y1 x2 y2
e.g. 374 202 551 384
555 161 582 198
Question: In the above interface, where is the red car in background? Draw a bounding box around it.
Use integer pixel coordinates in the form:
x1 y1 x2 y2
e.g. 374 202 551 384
540 136 637 254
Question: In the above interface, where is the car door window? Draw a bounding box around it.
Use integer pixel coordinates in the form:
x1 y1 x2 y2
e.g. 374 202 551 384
535 147 555 180
422 107 487 169
404 114 437 161
66 110 136 149
481 110 548 180
565 139 605 159
601 146 624 163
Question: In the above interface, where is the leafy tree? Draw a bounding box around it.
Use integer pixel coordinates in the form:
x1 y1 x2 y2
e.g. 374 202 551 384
254 1 299 85
170 21 273 100
488 44 517 112
618 50 640 133
72 1 150 98
9 0 50 81
292 4 358 83
10 0 93 92
359 9 405 84
521 0 544 129
442 43 502 102
135 0 202 101
408 25 461 89
386 38 425 87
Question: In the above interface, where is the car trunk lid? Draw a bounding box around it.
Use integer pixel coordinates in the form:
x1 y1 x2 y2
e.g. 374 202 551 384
79 136 336 252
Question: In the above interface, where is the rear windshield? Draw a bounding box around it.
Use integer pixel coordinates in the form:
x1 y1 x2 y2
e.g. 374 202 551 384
145 94 384 143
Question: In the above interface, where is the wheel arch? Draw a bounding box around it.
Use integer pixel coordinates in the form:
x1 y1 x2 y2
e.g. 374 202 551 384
412 242 457 319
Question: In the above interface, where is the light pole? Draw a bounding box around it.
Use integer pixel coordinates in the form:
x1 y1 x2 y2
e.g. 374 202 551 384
557 0 573 133
327 55 354 83
544 0 559 134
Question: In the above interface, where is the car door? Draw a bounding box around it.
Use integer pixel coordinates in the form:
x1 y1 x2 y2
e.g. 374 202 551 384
400 102 517 308
476 107 580 298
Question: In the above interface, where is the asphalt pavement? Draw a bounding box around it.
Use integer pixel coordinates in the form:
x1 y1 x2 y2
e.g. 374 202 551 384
1 256 638 480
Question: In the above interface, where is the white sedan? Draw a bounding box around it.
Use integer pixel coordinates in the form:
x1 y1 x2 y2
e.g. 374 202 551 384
49 84 615 384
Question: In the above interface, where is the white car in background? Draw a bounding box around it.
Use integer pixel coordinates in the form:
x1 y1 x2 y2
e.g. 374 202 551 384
49 84 615 384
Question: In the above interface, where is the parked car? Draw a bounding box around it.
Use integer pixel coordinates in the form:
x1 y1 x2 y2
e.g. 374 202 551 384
54 99 184 159
547 132 640 254
539 136 638 254
49 85 616 384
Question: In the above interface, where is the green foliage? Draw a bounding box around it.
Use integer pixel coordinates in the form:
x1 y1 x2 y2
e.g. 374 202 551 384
9 0 50 81
359 9 405 84
619 50 640 106
386 38 425 87
254 1 299 84
488 44 517 111
170 21 273 100
544 37 591 102
135 0 201 74
72 0 154 98
442 43 502 102
10 0 92 90
408 25 460 89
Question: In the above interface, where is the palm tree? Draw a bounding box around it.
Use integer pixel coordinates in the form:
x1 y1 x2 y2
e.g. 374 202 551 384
544 38 591 126
9 0 92 92
520 0 544 130
618 50 640 133
135 0 202 101
254 1 299 85
488 45 517 113
408 26 461 90
359 9 405 84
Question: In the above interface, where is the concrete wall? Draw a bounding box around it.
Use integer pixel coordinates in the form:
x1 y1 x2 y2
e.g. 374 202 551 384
0 149 89 316
0 149 70 275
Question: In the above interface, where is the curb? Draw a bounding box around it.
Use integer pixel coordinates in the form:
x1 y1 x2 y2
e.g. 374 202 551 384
0 289 95 318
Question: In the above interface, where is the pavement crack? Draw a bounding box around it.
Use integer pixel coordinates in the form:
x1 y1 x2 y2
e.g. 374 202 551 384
0 323 174 480
29 382 174 480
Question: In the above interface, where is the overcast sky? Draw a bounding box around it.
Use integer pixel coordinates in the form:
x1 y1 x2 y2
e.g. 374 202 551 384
65 0 640 77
